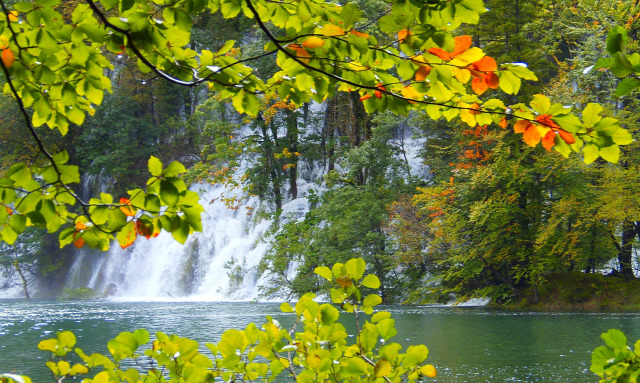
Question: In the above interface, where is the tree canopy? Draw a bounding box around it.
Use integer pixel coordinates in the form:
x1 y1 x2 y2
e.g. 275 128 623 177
0 0 634 251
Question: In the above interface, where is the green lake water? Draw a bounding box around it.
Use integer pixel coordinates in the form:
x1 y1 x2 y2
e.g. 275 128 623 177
1 299 639 382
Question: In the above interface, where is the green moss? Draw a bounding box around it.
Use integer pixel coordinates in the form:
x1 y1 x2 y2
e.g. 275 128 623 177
58 287 98 300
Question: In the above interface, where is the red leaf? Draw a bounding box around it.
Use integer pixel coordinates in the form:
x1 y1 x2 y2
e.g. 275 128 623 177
541 130 555 151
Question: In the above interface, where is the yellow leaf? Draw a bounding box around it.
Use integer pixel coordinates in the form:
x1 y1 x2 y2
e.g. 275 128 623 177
453 67 471 83
459 109 477 127
401 85 422 101
302 36 325 48
420 364 437 378
449 47 485 66
375 359 392 377
321 24 345 36
8 11 18 22
0 36 8 49
348 61 368 71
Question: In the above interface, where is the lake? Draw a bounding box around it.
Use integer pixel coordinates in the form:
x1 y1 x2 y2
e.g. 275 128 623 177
1 299 639 382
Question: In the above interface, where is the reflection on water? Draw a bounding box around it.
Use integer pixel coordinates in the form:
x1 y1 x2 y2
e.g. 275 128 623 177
1 300 639 382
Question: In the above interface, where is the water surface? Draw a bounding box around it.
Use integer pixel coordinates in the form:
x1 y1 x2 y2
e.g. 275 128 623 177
1 300 638 382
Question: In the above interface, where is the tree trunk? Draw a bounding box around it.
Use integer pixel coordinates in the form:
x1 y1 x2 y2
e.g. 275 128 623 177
14 261 30 300
619 219 636 279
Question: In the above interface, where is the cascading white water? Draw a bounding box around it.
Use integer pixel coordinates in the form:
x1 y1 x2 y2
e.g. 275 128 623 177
66 183 287 301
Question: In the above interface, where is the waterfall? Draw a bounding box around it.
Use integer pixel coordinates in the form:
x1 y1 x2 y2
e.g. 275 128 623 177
66 183 288 301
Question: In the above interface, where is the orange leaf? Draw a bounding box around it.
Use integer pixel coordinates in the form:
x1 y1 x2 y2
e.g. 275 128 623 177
73 237 85 249
469 102 482 115
5 206 12 215
471 76 488 95
557 129 575 144
398 29 411 43
415 65 432 81
374 90 382 98
302 36 325 48
8 11 18 22
485 73 499 89
294 47 310 64
535 114 561 130
427 47 451 61
514 120 532 133
349 30 369 39
336 275 353 288
428 35 473 61
359 94 371 101
522 124 542 147
1 48 14 69
75 221 88 231
119 198 136 217
499 117 508 129
541 130 555 151
470 56 497 72
452 35 473 57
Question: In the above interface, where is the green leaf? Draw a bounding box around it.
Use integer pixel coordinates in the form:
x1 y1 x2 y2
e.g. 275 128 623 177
612 128 633 145
280 302 293 313
599 145 620 163
498 71 521 94
602 329 628 349
376 318 397 340
606 26 627 55
615 78 640 97
148 156 163 177
581 103 603 128
361 274 381 289
160 180 179 207
362 294 382 308
582 143 599 164
163 161 186 177
345 257 366 280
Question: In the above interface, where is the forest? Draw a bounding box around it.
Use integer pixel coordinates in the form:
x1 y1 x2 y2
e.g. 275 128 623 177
0 0 638 306
1 0 640 381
